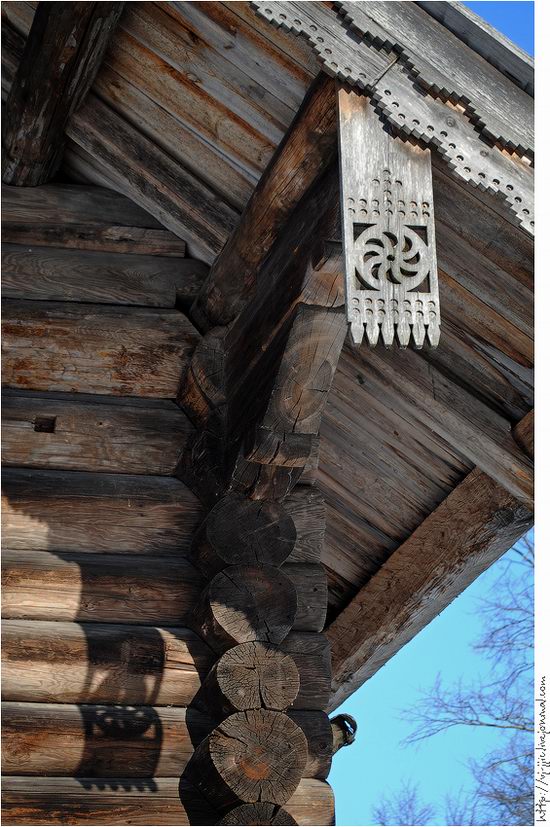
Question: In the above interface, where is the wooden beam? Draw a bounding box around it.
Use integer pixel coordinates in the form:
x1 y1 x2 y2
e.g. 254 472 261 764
2 549 326 633
2 299 198 398
2 3 124 186
2 393 192 476
190 72 339 330
1 244 207 307
1 469 202 555
1 777 334 827
327 410 534 709
2 701 332 781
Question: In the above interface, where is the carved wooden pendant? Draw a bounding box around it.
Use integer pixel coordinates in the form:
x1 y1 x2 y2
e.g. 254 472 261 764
338 87 440 348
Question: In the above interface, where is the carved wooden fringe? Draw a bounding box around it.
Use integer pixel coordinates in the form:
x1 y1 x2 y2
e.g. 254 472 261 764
338 87 440 349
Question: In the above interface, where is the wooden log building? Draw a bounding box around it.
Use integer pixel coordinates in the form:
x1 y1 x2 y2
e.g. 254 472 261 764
1 2 533 825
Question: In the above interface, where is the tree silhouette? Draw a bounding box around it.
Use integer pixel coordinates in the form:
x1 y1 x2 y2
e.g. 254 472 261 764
373 533 534 826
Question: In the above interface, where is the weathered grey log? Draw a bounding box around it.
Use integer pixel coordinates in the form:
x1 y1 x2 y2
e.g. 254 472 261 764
3 3 124 186
1 550 203 626
194 642 300 719
186 710 308 809
2 621 330 711
1 702 332 780
192 565 297 653
2 393 192 476
190 495 296 577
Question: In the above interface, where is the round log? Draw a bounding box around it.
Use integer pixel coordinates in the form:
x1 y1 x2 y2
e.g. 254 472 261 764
191 495 296 577
194 565 297 653
219 803 297 825
198 642 300 719
188 709 308 810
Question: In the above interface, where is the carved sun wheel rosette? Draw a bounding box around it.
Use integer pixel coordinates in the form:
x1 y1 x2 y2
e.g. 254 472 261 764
339 88 440 349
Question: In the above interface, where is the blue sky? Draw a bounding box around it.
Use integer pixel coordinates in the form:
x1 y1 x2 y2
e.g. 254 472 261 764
328 4 534 824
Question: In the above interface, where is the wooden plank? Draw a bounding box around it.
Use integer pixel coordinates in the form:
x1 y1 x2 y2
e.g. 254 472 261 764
3 2 124 185
2 223 189 257
327 411 534 709
351 345 533 506
416 1 534 96
1 393 191 475
337 86 439 348
2 299 198 397
164 1 313 110
2 702 331 781
1 469 203 555
1 244 207 306
118 3 290 152
92 63 254 211
2 702 212 778
66 94 238 262
1 550 325 633
191 72 339 329
1 777 334 826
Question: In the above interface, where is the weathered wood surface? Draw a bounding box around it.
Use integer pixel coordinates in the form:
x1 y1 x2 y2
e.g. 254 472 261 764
1 469 202 555
2 702 212 778
2 393 192 475
2 183 188 256
338 86 439 348
348 345 533 507
1 620 212 707
2 702 331 781
67 94 239 262
191 72 339 329
327 412 534 709
1 777 334 826
2 299 198 398
193 563 326 652
196 642 300 719
1 550 203 626
190 495 296 577
2 619 330 712
1 471 318 560
335 1 533 156
2 2 124 185
187 709 308 809
1 244 207 306
219 803 296 825
281 633 331 712
2 552 325 630
2 182 166 229
416 0 533 95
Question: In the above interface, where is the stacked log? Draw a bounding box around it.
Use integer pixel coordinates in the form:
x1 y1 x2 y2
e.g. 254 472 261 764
184 493 332 825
